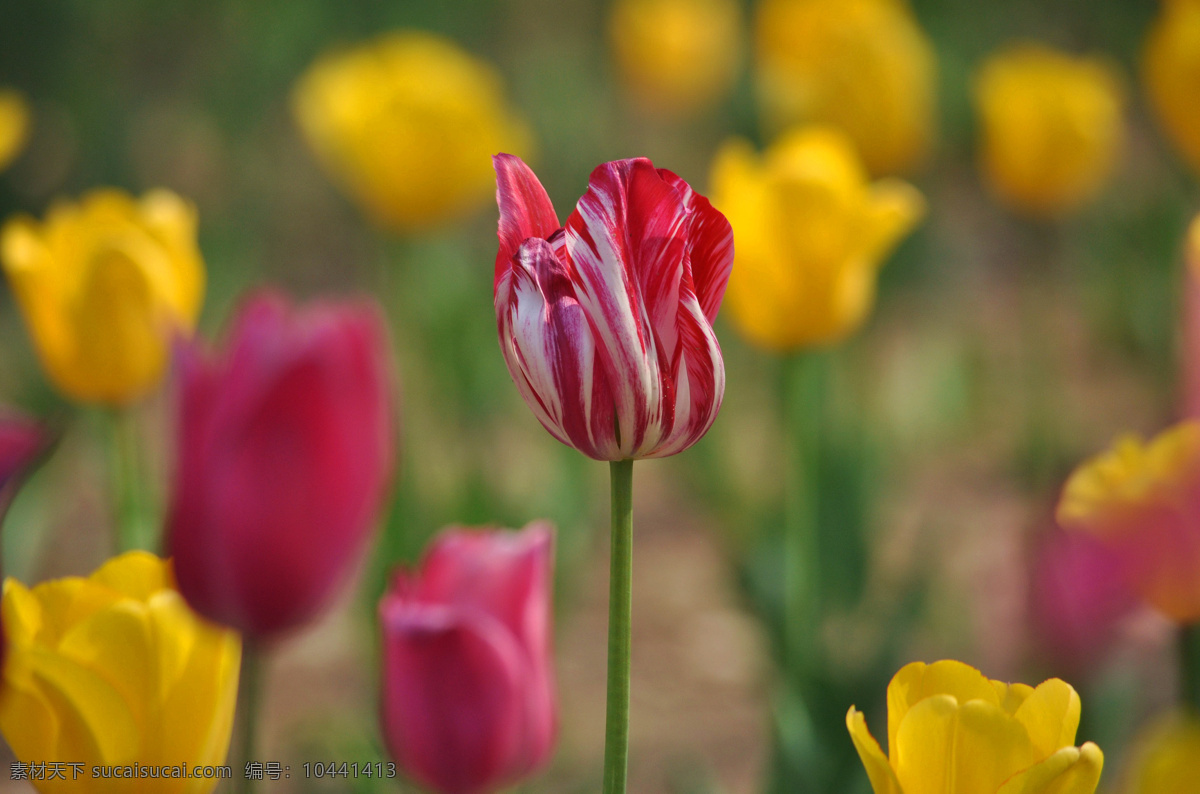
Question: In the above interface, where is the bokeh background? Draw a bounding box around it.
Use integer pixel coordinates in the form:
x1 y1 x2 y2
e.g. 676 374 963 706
0 0 1196 791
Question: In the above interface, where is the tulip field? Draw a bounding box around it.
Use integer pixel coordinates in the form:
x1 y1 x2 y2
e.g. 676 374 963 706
3 0 1200 792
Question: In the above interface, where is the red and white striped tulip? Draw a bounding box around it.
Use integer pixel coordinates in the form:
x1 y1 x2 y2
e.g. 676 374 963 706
493 154 733 461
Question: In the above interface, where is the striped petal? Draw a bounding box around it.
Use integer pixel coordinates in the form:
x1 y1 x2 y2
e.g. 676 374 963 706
494 154 560 284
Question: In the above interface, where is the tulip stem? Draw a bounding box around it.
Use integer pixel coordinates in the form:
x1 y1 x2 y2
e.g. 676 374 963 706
1181 624 1200 713
603 458 634 794
236 645 263 794
107 409 149 553
781 353 826 672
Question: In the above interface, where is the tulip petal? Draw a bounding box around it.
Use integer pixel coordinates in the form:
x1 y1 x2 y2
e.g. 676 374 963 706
846 707 902 794
887 660 1002 762
92 550 173 602
996 743 1103 794
893 694 1039 794
494 154 561 281
497 237 619 459
26 648 141 763
1013 679 1082 759
862 179 926 265
657 168 733 325
381 604 528 794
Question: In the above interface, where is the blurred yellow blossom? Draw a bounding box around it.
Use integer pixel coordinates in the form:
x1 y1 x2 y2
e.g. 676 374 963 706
1057 422 1200 622
974 43 1126 218
1145 0 1200 177
609 0 743 117
0 189 205 405
293 31 532 232
847 660 1104 794
0 552 241 794
710 126 924 350
0 89 29 172
1123 712 1200 793
755 0 937 176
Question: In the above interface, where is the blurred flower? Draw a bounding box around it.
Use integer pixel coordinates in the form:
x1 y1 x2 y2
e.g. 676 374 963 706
493 154 733 461
974 43 1126 218
847 660 1104 794
1122 711 1200 793
710 126 924 351
755 0 937 176
0 551 240 793
293 31 531 232
609 0 743 117
1183 215 1200 417
0 189 205 405
1057 422 1200 623
167 292 395 641
0 89 29 172
1144 0 1200 177
380 523 555 794
0 408 46 513
1030 529 1138 673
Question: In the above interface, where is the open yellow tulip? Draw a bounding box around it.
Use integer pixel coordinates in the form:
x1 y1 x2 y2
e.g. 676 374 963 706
847 660 1103 794
0 552 240 793
710 125 924 350
0 189 205 405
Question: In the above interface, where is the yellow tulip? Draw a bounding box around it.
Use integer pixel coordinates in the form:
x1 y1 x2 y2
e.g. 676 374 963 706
847 660 1104 794
0 552 241 794
293 30 532 232
1057 422 1200 622
974 44 1126 218
0 189 206 405
1123 712 1200 793
609 0 743 117
1144 0 1200 177
755 0 937 176
710 126 924 350
0 88 30 172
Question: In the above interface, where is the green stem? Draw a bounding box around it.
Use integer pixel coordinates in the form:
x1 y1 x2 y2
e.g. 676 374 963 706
602 459 634 794
1180 624 1200 713
236 645 263 794
780 353 826 672
107 409 146 553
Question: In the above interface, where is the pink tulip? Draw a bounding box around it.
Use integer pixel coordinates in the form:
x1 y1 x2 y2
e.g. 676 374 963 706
0 408 46 672
493 154 733 460
0 410 45 512
1030 528 1138 672
380 522 556 794
167 291 395 640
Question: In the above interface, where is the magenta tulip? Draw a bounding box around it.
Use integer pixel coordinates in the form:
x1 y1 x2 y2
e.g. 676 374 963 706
167 291 395 640
380 522 556 794
493 154 733 460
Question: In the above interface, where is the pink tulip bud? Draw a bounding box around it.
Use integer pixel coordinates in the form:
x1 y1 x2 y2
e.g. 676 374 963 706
380 522 556 794
167 291 396 640
493 154 733 460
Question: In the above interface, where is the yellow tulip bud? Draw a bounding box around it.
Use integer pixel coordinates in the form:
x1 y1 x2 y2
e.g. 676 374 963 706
974 43 1126 218
755 0 938 176
0 189 205 406
710 126 924 351
1144 0 1200 177
1123 712 1200 793
0 552 241 793
609 0 743 117
848 660 1104 794
1057 422 1200 622
292 31 532 232
0 88 30 173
